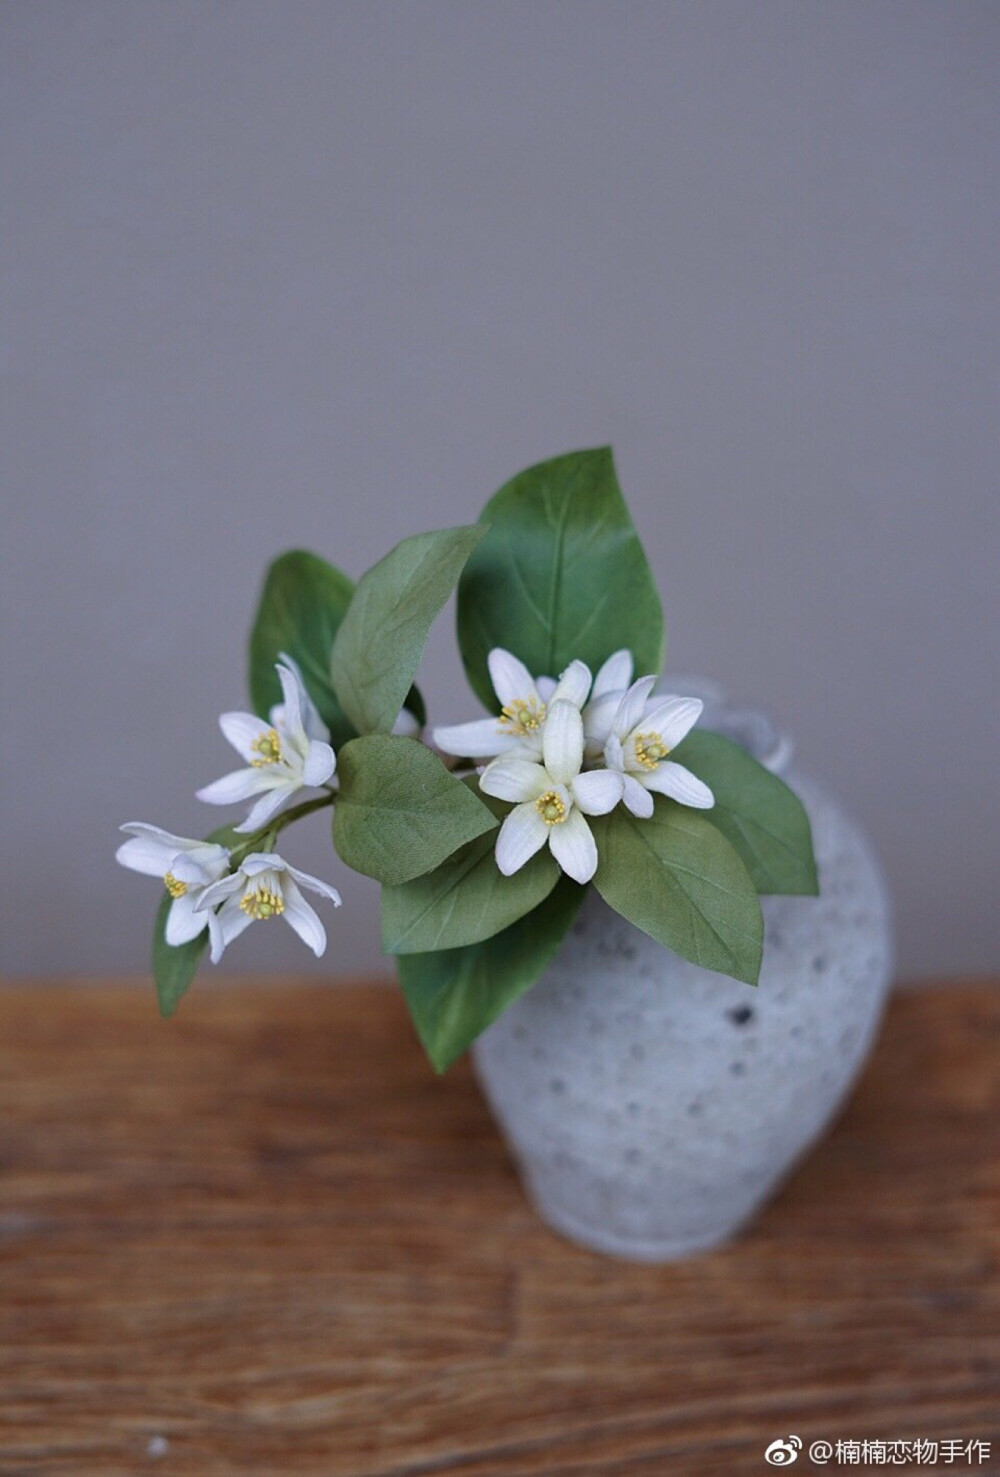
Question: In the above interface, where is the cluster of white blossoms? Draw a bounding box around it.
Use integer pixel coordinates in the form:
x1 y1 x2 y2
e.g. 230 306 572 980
117 658 342 963
434 649 714 886
119 645 715 963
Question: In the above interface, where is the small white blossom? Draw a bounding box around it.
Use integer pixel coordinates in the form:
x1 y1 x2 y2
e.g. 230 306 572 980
603 679 714 817
196 660 337 834
479 700 622 884
116 823 231 945
195 852 342 963
434 647 592 761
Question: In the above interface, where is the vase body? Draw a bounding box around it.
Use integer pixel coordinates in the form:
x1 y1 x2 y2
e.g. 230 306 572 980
471 697 893 1261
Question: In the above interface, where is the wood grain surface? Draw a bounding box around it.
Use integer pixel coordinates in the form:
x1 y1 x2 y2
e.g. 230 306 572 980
1 980 997 1476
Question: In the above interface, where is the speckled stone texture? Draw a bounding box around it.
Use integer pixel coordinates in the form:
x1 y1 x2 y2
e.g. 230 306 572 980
472 770 894 1261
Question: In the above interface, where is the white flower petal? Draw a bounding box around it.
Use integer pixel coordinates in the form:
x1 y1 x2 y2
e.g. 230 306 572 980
164 891 208 946
302 739 336 787
284 862 342 904
391 708 422 738
592 649 633 700
233 785 295 834
240 852 284 876
542 700 584 785
494 804 549 875
185 842 231 878
548 809 598 884
116 825 183 877
433 718 523 759
643 761 715 809
275 661 306 743
281 878 328 956
550 660 592 708
196 768 271 806
604 731 626 772
583 692 623 750
194 871 244 912
571 767 624 816
613 675 658 738
479 757 549 804
622 774 655 818
488 648 539 707
167 853 215 886
276 652 330 741
208 900 253 963
119 822 185 845
640 696 704 750
219 711 272 763
535 675 557 701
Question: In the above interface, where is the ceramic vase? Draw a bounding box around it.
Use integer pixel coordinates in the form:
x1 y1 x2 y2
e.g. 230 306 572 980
472 685 894 1261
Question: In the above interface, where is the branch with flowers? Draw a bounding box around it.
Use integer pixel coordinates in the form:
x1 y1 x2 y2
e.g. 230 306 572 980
118 448 818 1070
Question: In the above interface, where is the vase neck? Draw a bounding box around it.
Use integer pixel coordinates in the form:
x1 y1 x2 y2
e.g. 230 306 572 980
707 707 793 775
661 674 793 775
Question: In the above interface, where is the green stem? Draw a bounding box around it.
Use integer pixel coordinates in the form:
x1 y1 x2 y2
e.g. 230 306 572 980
229 792 335 865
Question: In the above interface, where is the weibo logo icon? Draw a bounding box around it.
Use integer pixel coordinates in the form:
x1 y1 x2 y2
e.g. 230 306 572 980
764 1436 803 1466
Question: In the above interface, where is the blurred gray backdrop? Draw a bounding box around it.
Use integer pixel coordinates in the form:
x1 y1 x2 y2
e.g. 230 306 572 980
3 0 997 981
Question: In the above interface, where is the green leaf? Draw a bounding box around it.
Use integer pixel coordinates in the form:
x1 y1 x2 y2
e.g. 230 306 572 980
330 524 487 735
249 550 426 747
333 734 498 885
151 825 242 1018
673 731 819 896
248 550 358 748
397 877 587 1072
381 793 560 954
589 800 764 985
457 447 664 710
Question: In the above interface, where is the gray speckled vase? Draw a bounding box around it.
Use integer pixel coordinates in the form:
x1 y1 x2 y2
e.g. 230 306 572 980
471 689 894 1262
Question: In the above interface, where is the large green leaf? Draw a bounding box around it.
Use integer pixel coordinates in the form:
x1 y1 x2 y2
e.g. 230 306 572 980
248 550 358 748
151 824 242 1018
457 448 664 710
674 731 819 896
331 525 487 735
589 800 764 985
397 877 587 1072
333 734 497 885
381 793 559 954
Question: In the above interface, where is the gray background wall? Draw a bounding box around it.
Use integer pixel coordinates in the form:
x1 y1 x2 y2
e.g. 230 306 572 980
3 0 997 981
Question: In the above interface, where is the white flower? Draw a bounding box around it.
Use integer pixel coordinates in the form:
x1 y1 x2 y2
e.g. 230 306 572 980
196 660 337 834
479 700 622 884
603 679 714 818
195 852 342 963
116 823 231 945
433 647 592 761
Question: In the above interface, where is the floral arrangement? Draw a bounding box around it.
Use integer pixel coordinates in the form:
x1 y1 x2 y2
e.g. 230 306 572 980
118 449 818 1070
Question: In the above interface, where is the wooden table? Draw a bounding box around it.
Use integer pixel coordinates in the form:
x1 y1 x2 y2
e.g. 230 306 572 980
1 981 997 1475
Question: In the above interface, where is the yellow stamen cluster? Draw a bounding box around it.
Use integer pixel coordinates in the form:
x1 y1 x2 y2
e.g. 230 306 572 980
499 696 546 736
250 728 283 767
240 885 285 921
535 790 568 826
163 872 188 898
633 733 669 771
